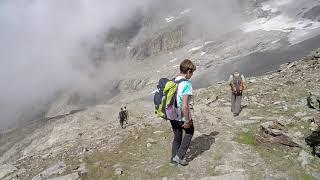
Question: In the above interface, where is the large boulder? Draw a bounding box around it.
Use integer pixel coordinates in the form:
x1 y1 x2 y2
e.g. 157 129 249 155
305 129 320 158
256 121 301 147
307 92 320 111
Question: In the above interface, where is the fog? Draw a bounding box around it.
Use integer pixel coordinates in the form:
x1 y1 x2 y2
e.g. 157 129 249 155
0 0 154 128
0 0 250 129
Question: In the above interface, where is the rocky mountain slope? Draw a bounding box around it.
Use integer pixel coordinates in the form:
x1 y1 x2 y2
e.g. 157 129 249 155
1 0 320 179
1 47 320 179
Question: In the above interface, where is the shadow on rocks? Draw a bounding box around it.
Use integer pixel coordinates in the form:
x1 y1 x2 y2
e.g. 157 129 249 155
186 131 219 162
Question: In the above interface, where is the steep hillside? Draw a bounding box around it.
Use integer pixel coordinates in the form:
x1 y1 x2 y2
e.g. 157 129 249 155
1 48 319 179
1 0 320 179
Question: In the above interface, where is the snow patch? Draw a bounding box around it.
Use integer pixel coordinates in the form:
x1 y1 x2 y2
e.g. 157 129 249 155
188 45 204 52
172 64 179 68
200 51 207 56
241 0 320 44
261 0 293 13
272 39 281 44
204 41 214 45
165 8 191 23
241 15 320 44
165 16 175 23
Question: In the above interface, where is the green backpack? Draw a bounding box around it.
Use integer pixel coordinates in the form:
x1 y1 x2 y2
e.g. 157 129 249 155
153 78 187 120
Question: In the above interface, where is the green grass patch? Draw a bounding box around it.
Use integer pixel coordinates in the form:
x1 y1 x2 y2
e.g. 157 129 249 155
83 125 179 179
235 130 256 146
300 173 315 180
257 146 318 179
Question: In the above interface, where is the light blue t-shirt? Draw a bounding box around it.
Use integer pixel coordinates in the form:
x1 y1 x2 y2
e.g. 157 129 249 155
175 76 193 121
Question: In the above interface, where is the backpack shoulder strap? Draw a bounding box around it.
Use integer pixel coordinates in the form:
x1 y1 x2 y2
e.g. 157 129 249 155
175 78 188 84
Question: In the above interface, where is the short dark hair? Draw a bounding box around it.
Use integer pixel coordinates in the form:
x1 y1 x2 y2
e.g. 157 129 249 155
180 59 196 74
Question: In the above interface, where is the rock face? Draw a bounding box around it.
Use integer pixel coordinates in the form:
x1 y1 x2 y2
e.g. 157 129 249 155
129 21 188 60
0 164 17 179
305 130 320 157
32 161 66 180
307 92 320 111
302 5 320 21
45 93 85 120
256 121 300 147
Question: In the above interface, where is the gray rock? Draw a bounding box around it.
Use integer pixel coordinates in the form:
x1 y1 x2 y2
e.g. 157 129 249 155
248 78 257 83
129 20 188 60
0 164 17 179
153 131 164 134
207 118 218 126
310 122 319 131
302 5 320 21
294 112 307 117
114 167 123 175
214 165 245 174
234 120 259 125
3 168 26 180
256 121 301 147
46 93 84 119
282 104 288 112
32 161 66 180
146 143 152 148
293 131 304 138
112 163 121 169
307 92 320 111
248 116 264 120
298 150 314 167
147 138 157 144
47 173 80 180
305 129 320 157
273 101 281 105
206 96 218 106
301 116 314 122
201 172 246 180
77 163 88 179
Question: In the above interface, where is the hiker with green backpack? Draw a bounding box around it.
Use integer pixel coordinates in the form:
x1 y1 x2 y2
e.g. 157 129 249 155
154 59 196 166
228 71 246 117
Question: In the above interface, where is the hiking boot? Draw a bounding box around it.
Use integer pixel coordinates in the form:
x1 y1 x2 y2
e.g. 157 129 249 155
172 155 188 166
169 159 178 166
